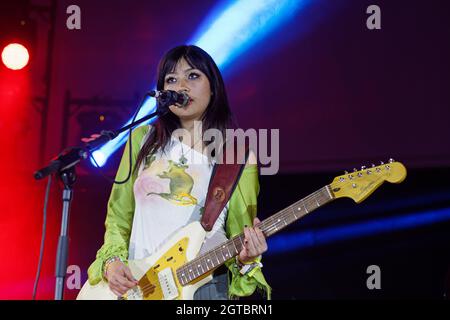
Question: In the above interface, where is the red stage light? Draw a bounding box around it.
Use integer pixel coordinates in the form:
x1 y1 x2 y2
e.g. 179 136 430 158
1 43 30 70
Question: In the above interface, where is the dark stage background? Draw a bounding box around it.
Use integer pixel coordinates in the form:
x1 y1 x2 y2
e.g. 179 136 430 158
0 0 449 299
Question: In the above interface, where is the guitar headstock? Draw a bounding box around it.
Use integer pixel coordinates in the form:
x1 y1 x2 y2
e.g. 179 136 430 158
330 159 407 203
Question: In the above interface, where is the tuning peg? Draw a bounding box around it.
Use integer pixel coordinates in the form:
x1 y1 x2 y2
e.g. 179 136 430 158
389 158 395 163
380 161 384 165
344 170 349 175
361 165 366 170
371 164 376 168
353 168 357 172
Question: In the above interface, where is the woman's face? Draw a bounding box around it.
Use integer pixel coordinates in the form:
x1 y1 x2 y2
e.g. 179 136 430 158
163 57 212 122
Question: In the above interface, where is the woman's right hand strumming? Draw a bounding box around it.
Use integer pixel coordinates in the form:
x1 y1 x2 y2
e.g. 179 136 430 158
105 260 139 297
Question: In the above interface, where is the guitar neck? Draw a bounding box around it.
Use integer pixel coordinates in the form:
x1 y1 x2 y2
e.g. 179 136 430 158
177 185 335 286
258 185 335 236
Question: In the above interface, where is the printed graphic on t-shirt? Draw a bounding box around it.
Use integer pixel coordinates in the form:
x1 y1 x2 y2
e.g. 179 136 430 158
146 158 198 206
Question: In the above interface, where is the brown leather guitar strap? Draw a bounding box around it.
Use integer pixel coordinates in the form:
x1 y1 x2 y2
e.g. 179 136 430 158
200 141 250 231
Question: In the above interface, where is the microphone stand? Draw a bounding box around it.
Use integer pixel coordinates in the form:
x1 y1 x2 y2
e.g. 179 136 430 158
34 93 167 300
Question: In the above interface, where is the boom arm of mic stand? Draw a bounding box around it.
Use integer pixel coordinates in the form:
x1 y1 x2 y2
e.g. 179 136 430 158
33 110 160 180
33 96 160 300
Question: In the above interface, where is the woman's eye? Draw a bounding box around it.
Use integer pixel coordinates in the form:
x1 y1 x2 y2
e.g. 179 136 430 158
165 77 176 84
188 72 200 80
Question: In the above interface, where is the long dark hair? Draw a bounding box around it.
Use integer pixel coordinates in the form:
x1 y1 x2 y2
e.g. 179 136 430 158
135 45 234 171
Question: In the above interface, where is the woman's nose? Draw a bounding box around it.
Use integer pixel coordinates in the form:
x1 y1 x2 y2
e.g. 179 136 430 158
177 78 190 92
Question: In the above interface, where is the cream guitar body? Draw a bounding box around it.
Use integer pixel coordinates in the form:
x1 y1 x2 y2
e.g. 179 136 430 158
77 160 407 300
77 221 213 300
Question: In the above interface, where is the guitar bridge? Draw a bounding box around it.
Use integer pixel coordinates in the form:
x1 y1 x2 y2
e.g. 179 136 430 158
123 286 143 300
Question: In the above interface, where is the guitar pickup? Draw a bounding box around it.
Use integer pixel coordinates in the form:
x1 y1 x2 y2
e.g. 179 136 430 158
158 268 179 300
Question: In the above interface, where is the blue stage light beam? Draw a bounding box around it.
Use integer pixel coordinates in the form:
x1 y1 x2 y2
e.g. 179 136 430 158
267 207 450 255
192 0 306 69
90 0 306 166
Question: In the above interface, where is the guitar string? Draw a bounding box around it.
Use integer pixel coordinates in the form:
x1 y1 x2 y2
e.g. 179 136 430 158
256 172 385 235
142 172 383 290
129 169 386 294
176 187 328 278
140 176 370 291
262 196 334 235
176 182 365 285
139 183 349 292
178 170 380 279
176 186 333 281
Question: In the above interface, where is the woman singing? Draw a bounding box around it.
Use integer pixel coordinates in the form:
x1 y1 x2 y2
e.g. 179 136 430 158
86 45 271 300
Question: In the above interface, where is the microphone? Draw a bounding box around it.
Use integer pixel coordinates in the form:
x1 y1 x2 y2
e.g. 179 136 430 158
149 90 190 107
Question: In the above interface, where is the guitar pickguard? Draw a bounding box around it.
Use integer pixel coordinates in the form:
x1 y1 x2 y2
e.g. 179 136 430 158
134 237 189 300
78 221 219 300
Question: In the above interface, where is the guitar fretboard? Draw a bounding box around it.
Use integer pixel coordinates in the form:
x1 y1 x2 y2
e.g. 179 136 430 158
176 185 335 286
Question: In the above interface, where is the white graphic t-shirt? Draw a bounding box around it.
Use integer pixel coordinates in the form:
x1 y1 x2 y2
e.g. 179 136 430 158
128 135 228 260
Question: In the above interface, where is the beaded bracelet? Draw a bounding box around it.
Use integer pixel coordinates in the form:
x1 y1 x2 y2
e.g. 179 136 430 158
103 256 122 278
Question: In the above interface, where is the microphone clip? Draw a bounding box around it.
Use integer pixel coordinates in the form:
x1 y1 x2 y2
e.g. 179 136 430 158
149 90 189 108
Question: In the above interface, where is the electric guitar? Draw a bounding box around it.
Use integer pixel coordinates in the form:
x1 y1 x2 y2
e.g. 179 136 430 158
77 160 407 300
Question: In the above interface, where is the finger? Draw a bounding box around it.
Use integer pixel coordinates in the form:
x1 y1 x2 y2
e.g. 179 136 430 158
253 217 265 238
254 231 267 254
109 279 127 296
91 134 101 138
245 227 257 257
241 227 252 259
255 228 268 252
123 267 138 284
249 226 264 249
251 226 267 255
116 273 137 289
243 227 251 248
253 225 265 242
112 281 131 294
239 245 248 262
110 275 133 291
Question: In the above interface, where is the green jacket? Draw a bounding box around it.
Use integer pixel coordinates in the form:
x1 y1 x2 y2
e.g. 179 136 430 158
87 125 271 299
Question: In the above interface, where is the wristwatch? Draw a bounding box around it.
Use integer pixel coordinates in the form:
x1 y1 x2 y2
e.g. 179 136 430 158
235 256 263 275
